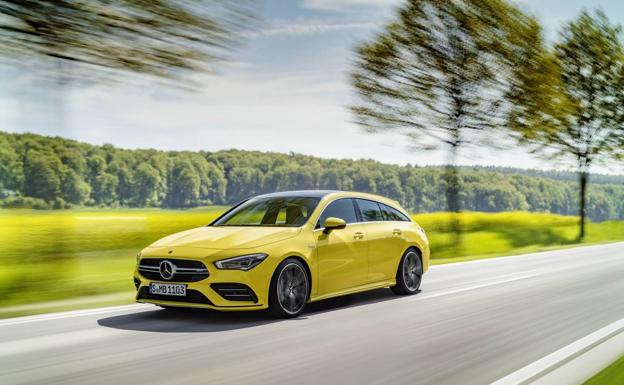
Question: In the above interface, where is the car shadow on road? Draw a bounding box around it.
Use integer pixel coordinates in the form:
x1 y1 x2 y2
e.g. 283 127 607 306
97 288 413 333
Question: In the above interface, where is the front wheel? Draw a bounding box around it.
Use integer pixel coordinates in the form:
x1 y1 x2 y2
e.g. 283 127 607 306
268 258 309 318
391 249 422 295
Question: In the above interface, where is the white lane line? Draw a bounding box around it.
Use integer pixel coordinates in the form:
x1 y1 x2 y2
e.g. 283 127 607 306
413 272 542 302
430 241 624 269
0 304 149 327
0 329 126 358
490 318 624 385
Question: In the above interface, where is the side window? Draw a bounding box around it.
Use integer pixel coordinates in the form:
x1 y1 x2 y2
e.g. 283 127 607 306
355 199 384 222
380 203 411 222
318 199 358 228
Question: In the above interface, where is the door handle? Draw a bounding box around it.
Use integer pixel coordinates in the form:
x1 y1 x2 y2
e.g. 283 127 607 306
392 229 402 235
353 232 364 239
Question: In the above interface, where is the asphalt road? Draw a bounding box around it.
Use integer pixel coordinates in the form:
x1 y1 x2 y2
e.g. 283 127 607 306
2 243 624 385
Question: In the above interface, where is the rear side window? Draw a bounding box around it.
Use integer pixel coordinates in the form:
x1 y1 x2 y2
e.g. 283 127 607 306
318 198 358 228
355 199 384 222
380 203 411 222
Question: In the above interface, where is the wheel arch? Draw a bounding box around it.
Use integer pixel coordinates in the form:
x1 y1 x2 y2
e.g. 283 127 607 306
404 242 429 272
401 245 423 266
405 244 422 256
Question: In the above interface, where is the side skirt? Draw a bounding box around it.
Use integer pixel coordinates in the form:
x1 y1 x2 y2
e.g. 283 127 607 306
309 280 396 303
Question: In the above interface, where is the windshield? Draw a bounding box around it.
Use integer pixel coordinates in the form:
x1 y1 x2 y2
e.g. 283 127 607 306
213 197 321 227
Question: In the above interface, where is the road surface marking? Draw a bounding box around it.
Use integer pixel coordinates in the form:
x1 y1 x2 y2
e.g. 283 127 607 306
0 329 125 358
490 317 624 385
430 241 624 269
414 272 542 301
0 304 148 327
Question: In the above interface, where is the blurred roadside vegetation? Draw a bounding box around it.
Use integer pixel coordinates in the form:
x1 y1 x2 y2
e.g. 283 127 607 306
350 2 624 242
0 0 256 84
1 207 623 318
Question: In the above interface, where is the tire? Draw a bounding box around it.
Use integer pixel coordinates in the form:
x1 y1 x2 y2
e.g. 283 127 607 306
391 248 423 295
268 258 310 318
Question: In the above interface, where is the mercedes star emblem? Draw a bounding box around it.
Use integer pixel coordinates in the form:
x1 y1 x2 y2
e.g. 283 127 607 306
159 260 176 280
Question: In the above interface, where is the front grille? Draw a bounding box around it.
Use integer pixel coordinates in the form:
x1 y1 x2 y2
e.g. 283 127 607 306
138 258 209 282
137 287 213 305
211 283 258 303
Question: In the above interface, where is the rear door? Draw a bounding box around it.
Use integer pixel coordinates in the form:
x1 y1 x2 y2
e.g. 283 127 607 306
355 199 406 283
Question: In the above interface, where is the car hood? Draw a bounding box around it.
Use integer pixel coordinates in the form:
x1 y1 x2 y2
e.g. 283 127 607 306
147 226 302 250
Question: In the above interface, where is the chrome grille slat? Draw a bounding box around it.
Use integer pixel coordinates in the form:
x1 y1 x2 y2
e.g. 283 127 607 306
138 258 209 282
138 265 159 271
175 267 208 272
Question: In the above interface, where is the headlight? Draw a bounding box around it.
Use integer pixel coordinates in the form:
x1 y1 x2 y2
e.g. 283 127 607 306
136 251 142 262
214 253 268 271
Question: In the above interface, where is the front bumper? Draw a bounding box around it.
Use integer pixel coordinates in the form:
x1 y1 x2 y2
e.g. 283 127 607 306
134 255 272 311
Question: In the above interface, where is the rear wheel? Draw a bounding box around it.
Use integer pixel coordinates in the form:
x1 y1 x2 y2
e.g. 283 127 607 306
268 258 309 318
391 249 422 295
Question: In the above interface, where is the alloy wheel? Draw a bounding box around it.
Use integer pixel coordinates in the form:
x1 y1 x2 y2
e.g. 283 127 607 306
276 263 308 315
402 251 422 292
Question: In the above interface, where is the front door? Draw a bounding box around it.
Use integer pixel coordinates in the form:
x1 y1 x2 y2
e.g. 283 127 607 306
315 198 368 295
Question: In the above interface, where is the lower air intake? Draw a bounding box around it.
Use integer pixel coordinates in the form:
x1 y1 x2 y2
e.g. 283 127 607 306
211 283 258 303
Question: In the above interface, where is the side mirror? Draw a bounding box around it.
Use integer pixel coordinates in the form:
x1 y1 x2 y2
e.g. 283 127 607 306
323 217 347 233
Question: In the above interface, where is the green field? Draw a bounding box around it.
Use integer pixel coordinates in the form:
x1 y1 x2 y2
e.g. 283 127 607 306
1 208 623 318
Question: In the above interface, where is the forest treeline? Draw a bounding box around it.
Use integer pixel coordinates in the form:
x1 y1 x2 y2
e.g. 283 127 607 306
1 131 624 221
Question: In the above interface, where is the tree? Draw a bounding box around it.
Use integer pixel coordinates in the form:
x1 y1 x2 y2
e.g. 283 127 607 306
134 163 160 206
227 167 264 202
350 0 543 247
165 159 200 208
106 159 134 205
61 169 90 205
0 136 21 192
23 151 62 201
0 1 255 83
86 155 106 183
92 173 119 205
509 10 624 240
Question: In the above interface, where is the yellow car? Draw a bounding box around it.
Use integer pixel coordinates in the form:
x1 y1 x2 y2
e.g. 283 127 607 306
134 190 429 318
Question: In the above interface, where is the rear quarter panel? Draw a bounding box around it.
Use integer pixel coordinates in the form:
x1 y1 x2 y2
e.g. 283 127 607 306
403 222 430 273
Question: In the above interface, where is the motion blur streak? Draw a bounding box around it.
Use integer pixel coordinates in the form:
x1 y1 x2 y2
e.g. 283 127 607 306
1 243 623 385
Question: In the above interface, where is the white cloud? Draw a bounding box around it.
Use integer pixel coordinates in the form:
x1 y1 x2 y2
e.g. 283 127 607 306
246 20 376 38
301 0 400 11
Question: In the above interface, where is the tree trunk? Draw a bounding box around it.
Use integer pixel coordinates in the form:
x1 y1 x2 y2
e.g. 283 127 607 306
445 144 461 251
579 170 588 241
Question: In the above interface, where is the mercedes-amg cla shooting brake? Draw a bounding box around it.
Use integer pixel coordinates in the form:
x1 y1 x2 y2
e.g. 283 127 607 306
134 191 429 318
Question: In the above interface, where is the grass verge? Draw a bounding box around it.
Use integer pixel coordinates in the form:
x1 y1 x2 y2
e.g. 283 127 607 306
582 353 624 385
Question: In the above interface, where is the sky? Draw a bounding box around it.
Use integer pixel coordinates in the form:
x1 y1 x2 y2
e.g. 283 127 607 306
2 0 624 174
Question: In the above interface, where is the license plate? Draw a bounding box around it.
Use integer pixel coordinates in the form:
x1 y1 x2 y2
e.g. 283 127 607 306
150 282 186 296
